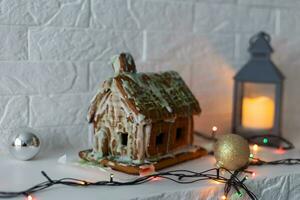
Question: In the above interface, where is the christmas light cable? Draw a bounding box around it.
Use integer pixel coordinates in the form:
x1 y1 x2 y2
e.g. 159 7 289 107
1 158 300 198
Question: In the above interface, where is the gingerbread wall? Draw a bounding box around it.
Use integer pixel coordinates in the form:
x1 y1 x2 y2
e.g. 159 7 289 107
147 117 193 157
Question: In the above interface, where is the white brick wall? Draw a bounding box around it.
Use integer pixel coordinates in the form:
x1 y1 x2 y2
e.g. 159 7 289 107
1 0 300 151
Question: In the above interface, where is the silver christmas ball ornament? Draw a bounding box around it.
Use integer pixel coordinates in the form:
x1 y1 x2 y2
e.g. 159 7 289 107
9 129 41 161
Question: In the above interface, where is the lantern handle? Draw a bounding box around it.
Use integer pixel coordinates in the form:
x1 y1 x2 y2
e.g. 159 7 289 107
249 31 271 45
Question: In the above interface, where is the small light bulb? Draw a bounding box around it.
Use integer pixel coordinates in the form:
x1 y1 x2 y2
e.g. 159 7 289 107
79 181 86 185
212 126 218 132
236 191 243 197
263 138 268 144
275 146 286 155
221 195 227 200
241 175 249 183
211 126 218 138
253 144 258 151
27 195 33 200
249 153 254 158
110 173 114 182
252 172 256 177
152 176 161 181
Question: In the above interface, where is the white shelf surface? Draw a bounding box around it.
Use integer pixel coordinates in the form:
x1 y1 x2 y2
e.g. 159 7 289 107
1 145 300 200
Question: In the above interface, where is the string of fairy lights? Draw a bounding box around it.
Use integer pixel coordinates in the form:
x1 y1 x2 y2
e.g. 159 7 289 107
1 157 300 200
0 168 257 199
195 126 295 150
1 127 299 200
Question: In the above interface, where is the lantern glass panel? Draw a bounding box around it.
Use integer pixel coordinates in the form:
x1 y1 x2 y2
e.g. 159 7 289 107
241 82 276 130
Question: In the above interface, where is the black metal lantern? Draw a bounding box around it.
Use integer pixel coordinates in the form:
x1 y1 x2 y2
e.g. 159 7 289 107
232 32 284 146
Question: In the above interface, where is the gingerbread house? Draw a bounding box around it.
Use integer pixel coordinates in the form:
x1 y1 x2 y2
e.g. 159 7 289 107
80 53 206 174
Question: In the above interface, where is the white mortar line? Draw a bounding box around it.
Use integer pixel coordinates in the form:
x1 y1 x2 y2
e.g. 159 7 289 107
234 33 240 61
275 9 281 36
142 30 147 62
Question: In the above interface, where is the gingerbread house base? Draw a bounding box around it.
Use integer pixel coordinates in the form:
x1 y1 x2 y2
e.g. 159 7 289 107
79 146 207 175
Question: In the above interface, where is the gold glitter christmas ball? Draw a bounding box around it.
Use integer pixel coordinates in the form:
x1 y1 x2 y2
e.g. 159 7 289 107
214 133 250 171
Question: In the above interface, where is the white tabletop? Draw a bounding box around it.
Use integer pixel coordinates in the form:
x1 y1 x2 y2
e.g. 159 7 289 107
1 145 300 200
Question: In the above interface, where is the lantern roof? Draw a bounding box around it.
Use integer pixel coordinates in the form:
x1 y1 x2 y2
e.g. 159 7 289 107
234 32 284 83
248 32 273 54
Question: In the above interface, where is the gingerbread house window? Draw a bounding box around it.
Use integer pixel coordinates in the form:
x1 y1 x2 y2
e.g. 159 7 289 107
120 132 128 146
156 132 165 145
176 128 184 141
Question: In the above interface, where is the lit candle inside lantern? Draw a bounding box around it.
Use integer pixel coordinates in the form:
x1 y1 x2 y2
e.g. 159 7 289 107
242 96 275 129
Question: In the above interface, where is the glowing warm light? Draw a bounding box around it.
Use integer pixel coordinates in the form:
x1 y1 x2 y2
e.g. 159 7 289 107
211 126 218 138
212 126 218 132
275 147 286 155
253 144 259 152
221 195 227 200
110 173 114 182
211 180 221 185
139 165 155 176
78 181 86 185
27 195 33 200
151 176 162 181
252 172 256 177
249 153 254 158
242 96 275 129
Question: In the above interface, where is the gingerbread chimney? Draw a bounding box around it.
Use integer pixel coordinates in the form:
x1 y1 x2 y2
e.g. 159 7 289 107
111 53 137 75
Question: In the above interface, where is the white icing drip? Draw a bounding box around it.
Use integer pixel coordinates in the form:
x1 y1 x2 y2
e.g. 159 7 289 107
136 124 145 161
116 140 123 154
88 123 94 148
126 124 136 158
166 106 172 113
94 128 107 157
95 93 111 117
111 55 121 75
87 90 101 121
144 124 152 157
137 114 145 123
125 54 133 66
87 78 113 121
109 129 116 157
112 82 140 122
119 98 132 118
121 79 135 99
